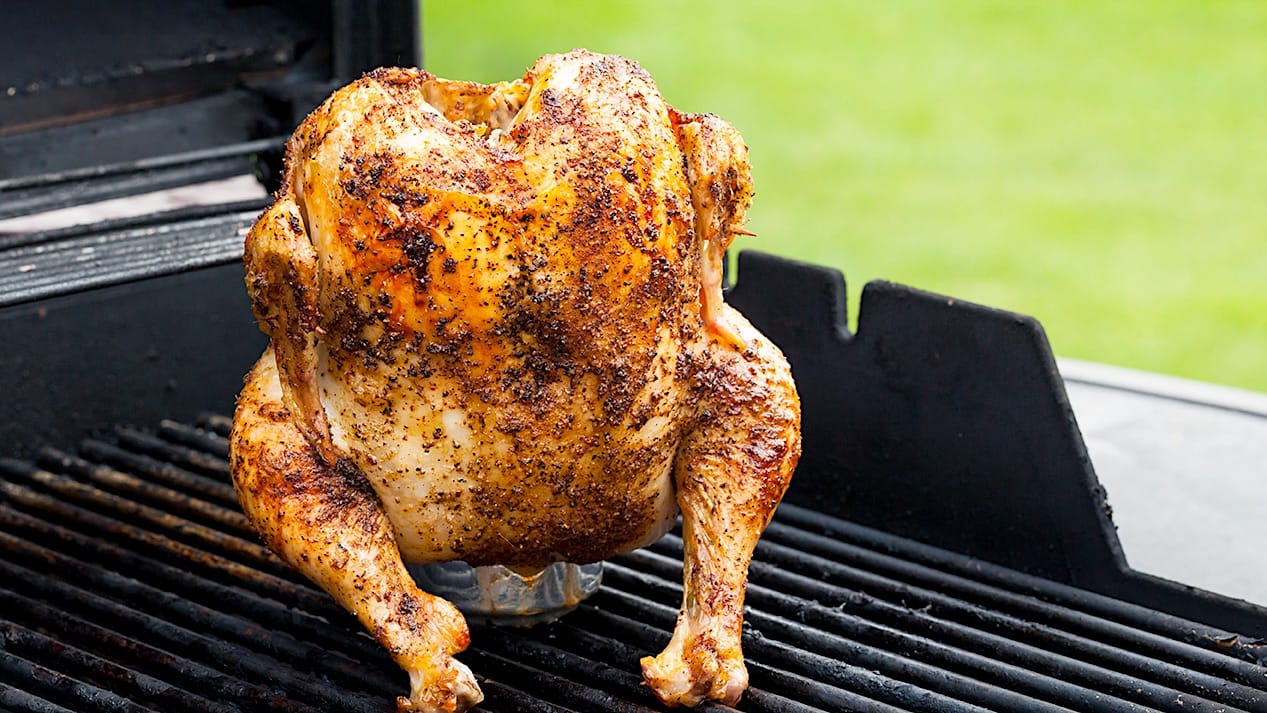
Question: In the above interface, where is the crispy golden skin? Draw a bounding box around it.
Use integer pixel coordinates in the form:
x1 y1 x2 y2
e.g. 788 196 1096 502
230 49 800 711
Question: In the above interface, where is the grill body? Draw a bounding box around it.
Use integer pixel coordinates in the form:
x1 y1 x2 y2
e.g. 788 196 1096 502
2 415 1265 712
2 248 1266 712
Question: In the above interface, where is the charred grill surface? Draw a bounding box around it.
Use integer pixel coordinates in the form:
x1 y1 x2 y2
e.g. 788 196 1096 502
0 416 1264 712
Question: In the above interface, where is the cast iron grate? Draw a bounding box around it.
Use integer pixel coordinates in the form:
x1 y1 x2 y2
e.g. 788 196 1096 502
0 416 1264 712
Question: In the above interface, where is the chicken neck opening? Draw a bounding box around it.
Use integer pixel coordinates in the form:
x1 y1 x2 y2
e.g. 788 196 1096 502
421 79 532 137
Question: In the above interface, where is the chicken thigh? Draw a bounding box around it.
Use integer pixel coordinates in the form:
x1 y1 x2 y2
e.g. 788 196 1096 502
229 49 800 711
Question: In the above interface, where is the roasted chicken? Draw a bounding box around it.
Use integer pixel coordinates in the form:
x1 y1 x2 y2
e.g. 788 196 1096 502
229 49 801 711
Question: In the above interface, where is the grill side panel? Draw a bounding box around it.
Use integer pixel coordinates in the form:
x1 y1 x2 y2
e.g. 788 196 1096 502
725 252 1267 639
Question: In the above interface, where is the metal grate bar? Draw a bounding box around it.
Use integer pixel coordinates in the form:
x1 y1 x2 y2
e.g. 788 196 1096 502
0 527 386 695
636 539 1251 713
623 547 1095 712
465 648 657 713
0 588 312 713
0 559 384 713
0 500 386 666
197 413 234 437
478 633 665 709
773 506 1267 671
744 660 887 713
78 424 914 710
566 599 906 712
0 683 78 713
0 213 250 285
114 427 233 479
0 460 306 588
0 646 156 713
760 514 1267 683
0 477 340 619
0 439 585 712
599 563 1023 713
78 439 241 510
157 420 231 460
4 417 1265 712
473 679 579 713
38 447 254 538
0 623 238 713
484 625 826 713
133 417 1261 713
740 537 1266 709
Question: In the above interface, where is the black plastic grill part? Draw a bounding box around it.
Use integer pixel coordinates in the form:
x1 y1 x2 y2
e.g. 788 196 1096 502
0 417 1264 712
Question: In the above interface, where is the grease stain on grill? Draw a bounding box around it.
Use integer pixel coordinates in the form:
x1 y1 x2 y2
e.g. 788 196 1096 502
0 416 1264 713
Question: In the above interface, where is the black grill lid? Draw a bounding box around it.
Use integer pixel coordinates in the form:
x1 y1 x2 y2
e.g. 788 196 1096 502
0 0 419 213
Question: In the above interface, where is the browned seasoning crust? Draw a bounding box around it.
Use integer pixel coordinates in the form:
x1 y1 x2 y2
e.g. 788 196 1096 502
230 49 801 712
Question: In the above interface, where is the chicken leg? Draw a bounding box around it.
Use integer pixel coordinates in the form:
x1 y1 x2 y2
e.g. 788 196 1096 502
641 306 801 707
230 350 481 712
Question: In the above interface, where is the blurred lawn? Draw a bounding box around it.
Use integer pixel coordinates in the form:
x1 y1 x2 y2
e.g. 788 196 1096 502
423 1 1267 393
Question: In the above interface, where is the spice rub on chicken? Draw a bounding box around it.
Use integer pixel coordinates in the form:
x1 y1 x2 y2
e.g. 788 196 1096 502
229 49 801 712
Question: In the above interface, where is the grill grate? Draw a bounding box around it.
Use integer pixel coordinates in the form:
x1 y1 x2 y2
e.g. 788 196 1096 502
1 416 1264 712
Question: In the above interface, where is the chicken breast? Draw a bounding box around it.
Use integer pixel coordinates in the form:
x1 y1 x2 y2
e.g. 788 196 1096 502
230 49 800 711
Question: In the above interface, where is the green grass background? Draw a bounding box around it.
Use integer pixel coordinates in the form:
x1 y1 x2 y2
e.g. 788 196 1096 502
423 1 1267 393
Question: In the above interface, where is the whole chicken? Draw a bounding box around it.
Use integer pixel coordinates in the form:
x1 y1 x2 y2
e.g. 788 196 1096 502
229 49 800 712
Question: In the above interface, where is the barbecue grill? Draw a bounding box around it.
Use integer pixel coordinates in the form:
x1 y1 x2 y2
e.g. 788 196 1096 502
3 3 1265 712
